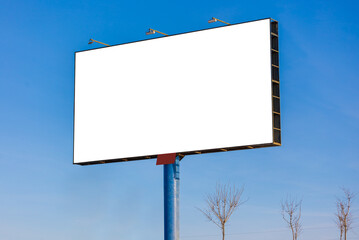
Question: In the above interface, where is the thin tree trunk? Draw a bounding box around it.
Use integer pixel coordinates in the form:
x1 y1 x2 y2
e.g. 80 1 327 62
222 225 225 240
291 226 295 240
344 227 347 240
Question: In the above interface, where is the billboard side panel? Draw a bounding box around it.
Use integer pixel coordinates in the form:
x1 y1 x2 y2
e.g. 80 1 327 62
270 20 281 145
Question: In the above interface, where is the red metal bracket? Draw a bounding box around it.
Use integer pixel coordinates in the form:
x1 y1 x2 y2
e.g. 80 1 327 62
156 153 177 165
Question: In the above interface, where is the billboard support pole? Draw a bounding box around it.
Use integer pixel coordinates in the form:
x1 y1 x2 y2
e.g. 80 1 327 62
164 156 180 240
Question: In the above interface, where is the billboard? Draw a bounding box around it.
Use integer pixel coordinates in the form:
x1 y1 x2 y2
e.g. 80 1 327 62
74 18 280 165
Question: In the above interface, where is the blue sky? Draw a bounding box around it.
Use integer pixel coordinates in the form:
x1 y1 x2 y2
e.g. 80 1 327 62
0 0 359 239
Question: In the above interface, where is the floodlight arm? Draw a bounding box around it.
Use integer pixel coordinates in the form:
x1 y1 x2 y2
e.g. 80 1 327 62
146 28 168 36
208 17 230 25
88 38 110 46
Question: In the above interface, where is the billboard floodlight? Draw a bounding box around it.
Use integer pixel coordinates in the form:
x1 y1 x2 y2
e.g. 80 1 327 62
208 17 230 25
88 38 110 47
146 28 168 36
146 29 155 35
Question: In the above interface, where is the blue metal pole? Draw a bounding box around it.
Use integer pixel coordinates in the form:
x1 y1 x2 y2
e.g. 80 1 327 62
164 156 180 240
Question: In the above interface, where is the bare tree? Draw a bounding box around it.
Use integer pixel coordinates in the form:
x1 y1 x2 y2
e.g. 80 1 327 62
336 213 344 240
335 188 355 240
198 183 246 240
281 197 302 240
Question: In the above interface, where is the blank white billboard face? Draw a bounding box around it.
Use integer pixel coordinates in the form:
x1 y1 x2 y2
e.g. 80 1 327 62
74 18 280 165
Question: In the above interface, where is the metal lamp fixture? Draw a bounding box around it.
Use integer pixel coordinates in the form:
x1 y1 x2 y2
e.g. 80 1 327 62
146 28 168 36
146 29 156 35
208 17 230 25
88 38 110 46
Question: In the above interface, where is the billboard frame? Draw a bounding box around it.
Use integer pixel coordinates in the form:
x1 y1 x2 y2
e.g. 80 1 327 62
73 18 281 165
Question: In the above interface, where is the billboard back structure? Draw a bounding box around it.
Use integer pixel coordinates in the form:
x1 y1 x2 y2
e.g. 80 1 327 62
74 18 280 165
